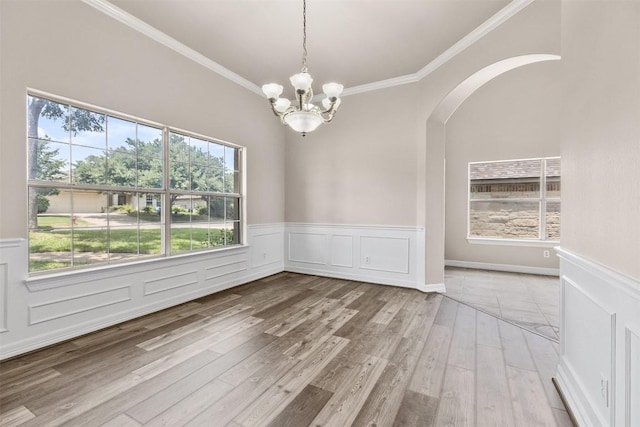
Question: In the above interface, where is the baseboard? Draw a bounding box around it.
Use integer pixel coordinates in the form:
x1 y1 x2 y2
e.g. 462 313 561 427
417 282 446 293
284 266 419 290
445 259 559 276
552 376 580 427
555 361 600 427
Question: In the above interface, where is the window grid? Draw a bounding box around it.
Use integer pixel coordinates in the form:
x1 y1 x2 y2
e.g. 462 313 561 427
468 157 560 241
27 92 243 274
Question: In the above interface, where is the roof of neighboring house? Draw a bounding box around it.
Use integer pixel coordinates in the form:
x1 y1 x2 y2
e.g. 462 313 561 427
470 158 560 180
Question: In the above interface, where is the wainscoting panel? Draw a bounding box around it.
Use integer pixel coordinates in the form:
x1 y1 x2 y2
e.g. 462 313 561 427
562 277 615 426
626 328 640 427
330 235 353 268
360 235 410 274
0 263 7 333
143 270 199 296
250 224 284 270
0 224 285 360
29 285 132 325
555 247 640 427
288 232 326 265
285 223 425 289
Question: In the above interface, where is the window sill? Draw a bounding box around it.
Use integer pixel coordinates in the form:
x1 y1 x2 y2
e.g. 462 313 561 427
467 237 559 248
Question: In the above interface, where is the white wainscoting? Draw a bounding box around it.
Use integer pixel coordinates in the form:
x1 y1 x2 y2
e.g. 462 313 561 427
285 223 432 290
0 223 284 360
555 247 640 427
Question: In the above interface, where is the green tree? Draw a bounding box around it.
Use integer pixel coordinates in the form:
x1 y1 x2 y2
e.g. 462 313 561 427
28 96 105 228
32 138 67 215
73 133 226 210
72 154 107 185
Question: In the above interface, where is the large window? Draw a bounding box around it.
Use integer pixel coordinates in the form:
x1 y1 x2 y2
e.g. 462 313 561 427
468 157 560 242
27 93 243 274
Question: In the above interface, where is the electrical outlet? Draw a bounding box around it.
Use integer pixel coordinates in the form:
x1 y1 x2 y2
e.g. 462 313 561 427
543 250 550 258
263 252 267 259
600 374 609 407
364 256 370 264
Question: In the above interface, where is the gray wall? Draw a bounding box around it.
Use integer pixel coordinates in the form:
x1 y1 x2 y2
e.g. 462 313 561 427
285 0 561 283
445 61 562 270
0 0 286 239
560 0 640 281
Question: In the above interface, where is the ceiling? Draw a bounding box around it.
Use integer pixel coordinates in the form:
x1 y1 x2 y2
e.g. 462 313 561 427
106 0 513 95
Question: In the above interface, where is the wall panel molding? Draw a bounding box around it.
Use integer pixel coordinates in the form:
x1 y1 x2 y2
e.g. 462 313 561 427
285 223 428 290
29 285 131 325
555 247 640 427
143 270 199 296
0 264 7 333
625 327 640 427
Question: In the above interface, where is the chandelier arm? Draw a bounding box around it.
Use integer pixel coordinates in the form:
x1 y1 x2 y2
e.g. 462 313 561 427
320 99 337 115
320 110 337 122
297 91 304 110
268 100 285 118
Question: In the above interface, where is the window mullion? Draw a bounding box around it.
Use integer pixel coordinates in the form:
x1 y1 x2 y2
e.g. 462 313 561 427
163 127 171 256
540 159 547 240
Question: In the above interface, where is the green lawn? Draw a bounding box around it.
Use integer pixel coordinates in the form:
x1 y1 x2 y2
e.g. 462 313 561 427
29 226 235 272
29 228 234 253
37 215 89 227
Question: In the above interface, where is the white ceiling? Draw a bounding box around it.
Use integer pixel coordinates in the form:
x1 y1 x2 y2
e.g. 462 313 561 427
104 0 514 95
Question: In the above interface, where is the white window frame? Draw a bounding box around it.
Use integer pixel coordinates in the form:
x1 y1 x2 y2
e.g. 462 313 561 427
466 156 560 247
26 90 245 275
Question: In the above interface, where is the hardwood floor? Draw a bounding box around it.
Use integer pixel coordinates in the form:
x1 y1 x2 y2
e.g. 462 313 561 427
444 267 561 341
0 273 573 427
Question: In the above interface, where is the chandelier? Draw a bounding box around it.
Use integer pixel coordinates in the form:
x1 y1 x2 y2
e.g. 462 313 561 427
261 0 343 136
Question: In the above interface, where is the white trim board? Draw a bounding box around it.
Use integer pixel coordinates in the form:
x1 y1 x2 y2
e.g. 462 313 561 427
82 0 535 98
445 259 559 276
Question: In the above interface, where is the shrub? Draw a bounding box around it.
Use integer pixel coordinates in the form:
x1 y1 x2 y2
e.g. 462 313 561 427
37 195 50 213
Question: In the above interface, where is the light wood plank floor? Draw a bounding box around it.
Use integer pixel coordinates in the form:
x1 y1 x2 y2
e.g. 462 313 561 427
444 268 561 341
0 273 573 427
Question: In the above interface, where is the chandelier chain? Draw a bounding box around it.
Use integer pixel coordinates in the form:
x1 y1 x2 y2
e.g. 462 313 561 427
302 0 308 73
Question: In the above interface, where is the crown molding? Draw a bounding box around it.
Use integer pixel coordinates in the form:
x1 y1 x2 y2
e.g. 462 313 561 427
81 0 263 96
83 0 535 99
415 0 535 81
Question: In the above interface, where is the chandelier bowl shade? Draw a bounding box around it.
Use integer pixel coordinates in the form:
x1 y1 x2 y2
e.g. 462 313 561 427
283 111 324 133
